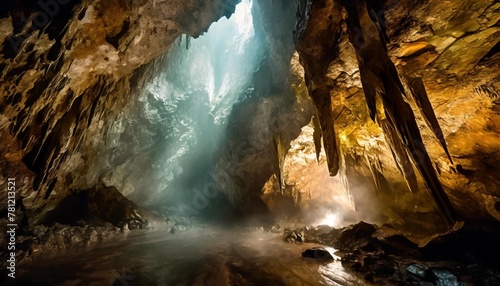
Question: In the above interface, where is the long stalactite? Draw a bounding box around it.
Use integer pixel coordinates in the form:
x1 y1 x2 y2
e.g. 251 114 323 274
406 76 453 163
296 0 343 176
340 0 457 225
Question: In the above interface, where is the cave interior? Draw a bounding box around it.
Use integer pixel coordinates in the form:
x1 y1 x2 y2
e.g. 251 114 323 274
1 0 500 285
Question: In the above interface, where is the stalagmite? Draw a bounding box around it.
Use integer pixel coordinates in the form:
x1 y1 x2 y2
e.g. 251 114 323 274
407 76 453 163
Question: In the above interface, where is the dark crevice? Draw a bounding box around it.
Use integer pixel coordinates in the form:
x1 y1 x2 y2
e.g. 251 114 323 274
6 92 23 105
0 5 10 19
44 0 82 40
4 50 36 78
77 7 87 20
44 179 57 200
22 77 51 109
2 0 80 59
24 42 35 53
11 108 27 135
34 106 50 127
105 18 130 50
47 40 62 61
0 62 6 75
87 87 103 128
42 191 90 225
478 41 500 65
2 35 27 59
9 2 37 33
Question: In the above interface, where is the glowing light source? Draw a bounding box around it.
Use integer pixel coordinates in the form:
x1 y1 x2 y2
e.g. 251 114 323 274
316 210 342 228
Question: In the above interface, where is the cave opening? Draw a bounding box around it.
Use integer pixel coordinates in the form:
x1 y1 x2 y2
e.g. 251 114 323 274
134 0 262 216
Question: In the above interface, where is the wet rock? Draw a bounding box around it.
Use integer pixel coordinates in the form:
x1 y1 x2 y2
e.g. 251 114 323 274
296 230 305 242
302 247 334 261
164 215 193 233
315 225 335 235
269 224 282 233
284 229 304 243
86 229 99 244
141 220 152 229
330 222 500 285
170 224 190 234
128 220 142 230
166 216 191 227
431 269 460 286
32 225 48 237
284 225 343 244
407 264 429 279
334 221 377 251
104 222 115 231
120 222 129 232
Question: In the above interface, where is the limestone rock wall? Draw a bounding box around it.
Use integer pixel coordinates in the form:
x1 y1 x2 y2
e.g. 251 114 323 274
0 0 239 224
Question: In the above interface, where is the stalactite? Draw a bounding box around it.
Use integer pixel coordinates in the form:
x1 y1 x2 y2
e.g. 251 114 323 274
365 153 383 194
295 0 343 176
311 89 340 176
312 112 322 163
406 76 453 163
272 134 287 194
380 119 419 194
341 0 457 224
185 34 191 50
376 155 383 173
339 151 357 211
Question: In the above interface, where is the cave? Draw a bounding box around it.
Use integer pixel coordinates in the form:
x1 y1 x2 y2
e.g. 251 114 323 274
1 0 500 285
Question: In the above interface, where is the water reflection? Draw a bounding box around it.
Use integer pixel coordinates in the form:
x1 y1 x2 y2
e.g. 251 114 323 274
13 227 367 285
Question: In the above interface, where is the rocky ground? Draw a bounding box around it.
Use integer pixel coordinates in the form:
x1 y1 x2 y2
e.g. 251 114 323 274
0 222 124 271
0 211 201 274
286 221 500 285
4 213 500 285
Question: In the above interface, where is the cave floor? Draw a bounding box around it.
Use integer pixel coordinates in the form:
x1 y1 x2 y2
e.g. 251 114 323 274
12 227 366 286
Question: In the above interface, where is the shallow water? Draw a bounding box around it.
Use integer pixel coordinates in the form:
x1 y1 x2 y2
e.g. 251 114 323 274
11 227 367 286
